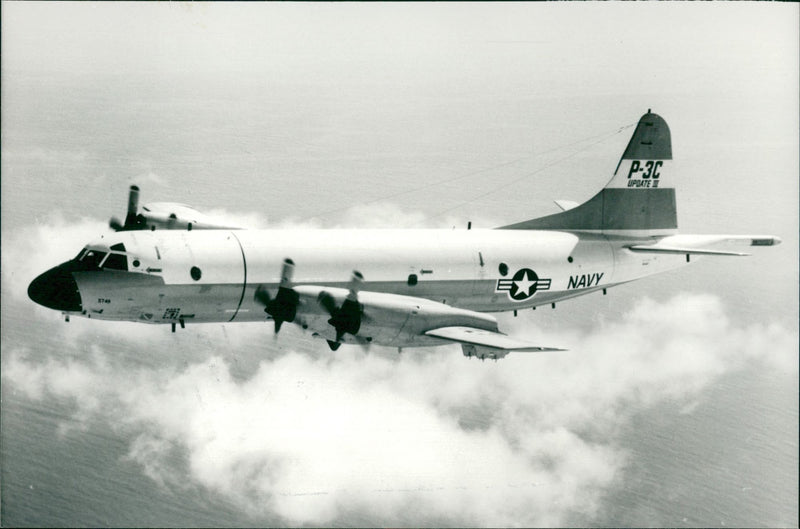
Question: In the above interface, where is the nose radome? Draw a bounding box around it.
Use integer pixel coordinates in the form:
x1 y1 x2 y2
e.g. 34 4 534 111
28 263 83 312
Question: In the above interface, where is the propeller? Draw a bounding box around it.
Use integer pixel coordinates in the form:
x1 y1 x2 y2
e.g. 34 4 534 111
110 185 146 231
254 258 299 333
319 270 364 343
109 217 125 231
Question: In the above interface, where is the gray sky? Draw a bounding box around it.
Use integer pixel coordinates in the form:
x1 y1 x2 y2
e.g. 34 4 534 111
4 3 796 94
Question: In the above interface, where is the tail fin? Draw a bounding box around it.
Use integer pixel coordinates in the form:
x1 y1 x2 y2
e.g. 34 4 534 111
501 111 676 235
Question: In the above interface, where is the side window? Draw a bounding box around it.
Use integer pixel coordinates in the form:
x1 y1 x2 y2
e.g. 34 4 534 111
104 243 129 271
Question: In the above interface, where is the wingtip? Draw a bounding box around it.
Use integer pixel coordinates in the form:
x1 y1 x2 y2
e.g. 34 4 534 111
751 236 781 246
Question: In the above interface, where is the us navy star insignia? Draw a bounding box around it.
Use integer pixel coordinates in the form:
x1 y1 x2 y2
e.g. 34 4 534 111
495 268 551 301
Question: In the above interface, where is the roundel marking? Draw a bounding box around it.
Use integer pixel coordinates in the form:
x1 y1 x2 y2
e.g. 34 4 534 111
495 267 552 302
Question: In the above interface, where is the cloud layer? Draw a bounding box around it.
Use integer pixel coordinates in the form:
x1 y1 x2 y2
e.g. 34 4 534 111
3 297 795 526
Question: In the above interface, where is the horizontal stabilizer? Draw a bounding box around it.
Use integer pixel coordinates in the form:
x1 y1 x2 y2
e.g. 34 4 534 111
627 234 782 257
426 326 565 354
627 246 750 256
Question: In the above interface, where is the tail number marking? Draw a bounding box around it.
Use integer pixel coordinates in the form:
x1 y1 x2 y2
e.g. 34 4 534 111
568 272 604 290
627 160 663 188
162 308 181 320
627 160 662 179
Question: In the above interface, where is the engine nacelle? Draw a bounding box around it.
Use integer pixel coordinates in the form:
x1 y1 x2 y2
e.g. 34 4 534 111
136 202 238 231
110 186 239 231
291 286 500 348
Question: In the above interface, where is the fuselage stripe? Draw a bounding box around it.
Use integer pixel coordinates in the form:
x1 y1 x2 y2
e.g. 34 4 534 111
228 231 247 322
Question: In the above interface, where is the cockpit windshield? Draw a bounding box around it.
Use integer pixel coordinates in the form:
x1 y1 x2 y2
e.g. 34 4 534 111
79 249 107 268
104 243 128 271
75 243 128 271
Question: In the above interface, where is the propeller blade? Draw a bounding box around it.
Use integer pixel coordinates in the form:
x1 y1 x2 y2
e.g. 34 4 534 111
320 270 365 342
254 284 272 307
109 217 124 231
126 185 140 217
254 259 299 334
347 270 363 301
329 297 362 338
110 186 148 231
317 291 337 316
269 287 299 330
280 258 295 288
123 185 141 229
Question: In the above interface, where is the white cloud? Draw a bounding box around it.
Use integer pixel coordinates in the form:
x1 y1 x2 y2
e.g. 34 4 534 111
336 202 428 229
201 207 270 230
136 171 168 188
3 290 795 526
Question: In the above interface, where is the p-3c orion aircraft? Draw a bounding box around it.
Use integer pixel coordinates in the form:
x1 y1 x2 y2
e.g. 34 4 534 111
28 111 781 360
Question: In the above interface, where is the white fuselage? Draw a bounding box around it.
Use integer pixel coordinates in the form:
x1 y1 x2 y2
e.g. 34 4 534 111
73 228 687 326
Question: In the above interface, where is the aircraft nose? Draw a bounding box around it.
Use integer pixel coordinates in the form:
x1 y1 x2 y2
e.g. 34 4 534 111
28 262 83 312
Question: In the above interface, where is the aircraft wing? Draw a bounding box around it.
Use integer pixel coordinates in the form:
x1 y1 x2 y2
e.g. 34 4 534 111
110 186 242 232
255 269 564 359
426 326 565 360
627 234 781 257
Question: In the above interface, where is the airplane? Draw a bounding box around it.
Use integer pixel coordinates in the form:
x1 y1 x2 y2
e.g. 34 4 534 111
27 111 781 360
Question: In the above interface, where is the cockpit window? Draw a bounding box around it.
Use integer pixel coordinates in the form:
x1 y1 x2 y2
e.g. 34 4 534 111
103 243 128 271
74 243 128 271
80 250 107 268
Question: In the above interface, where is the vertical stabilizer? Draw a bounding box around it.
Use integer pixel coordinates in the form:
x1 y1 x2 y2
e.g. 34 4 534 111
501 111 676 235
